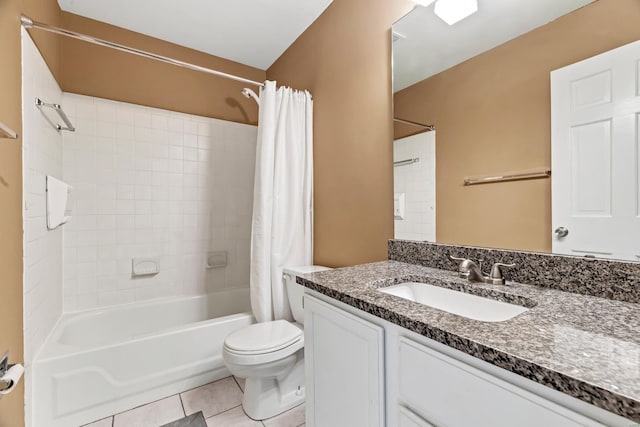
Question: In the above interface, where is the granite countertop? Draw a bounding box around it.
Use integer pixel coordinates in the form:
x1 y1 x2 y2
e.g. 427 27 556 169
297 260 640 422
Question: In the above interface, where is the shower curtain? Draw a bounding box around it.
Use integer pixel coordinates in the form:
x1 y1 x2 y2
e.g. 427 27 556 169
250 80 313 323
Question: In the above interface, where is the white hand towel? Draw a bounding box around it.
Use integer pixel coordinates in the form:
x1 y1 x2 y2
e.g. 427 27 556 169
46 176 72 230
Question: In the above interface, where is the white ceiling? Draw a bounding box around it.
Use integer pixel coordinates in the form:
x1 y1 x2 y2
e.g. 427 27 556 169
57 0 334 70
393 0 597 92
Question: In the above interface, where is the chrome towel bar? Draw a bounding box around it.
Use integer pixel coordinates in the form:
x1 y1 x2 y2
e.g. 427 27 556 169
394 157 420 167
0 121 18 139
35 97 75 132
464 169 551 186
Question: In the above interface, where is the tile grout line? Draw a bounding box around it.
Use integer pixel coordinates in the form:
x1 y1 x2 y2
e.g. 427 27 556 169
92 392 186 426
178 393 186 417
180 375 230 396
204 403 242 421
108 392 181 420
88 376 248 427
231 375 243 392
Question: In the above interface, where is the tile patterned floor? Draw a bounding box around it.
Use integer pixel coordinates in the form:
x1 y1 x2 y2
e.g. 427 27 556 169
82 376 305 427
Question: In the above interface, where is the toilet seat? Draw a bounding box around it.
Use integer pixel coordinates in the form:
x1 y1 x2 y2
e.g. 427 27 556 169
225 320 302 354
223 320 304 365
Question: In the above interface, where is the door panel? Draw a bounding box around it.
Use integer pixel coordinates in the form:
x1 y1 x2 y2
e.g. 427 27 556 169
570 120 611 216
304 295 384 427
398 337 603 427
552 39 640 260
571 70 611 110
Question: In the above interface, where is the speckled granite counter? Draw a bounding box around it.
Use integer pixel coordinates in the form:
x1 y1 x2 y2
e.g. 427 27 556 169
297 260 640 422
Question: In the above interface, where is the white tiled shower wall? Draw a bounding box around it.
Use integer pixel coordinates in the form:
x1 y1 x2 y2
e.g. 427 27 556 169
21 29 65 427
393 131 436 241
21 29 64 365
61 94 257 311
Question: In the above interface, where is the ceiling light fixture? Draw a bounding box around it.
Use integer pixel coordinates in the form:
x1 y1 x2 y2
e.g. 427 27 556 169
434 0 478 25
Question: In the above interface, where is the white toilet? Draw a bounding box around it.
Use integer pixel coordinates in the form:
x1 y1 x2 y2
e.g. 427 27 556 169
223 265 331 420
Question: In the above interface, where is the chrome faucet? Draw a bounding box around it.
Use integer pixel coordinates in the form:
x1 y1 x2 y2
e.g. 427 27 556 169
450 256 515 285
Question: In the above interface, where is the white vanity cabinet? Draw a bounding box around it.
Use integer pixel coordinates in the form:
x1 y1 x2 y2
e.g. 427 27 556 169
304 290 630 427
304 295 385 427
396 337 602 427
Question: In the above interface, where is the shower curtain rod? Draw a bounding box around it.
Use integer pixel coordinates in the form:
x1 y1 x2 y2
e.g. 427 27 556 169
20 15 265 88
393 117 435 131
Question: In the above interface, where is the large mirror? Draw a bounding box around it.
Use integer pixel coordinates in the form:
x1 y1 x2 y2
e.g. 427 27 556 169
392 0 640 262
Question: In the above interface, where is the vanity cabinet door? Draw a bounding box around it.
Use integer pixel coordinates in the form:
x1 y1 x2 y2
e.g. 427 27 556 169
398 406 435 427
398 337 603 427
304 295 384 427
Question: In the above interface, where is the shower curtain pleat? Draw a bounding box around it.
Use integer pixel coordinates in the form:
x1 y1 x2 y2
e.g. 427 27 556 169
250 80 313 323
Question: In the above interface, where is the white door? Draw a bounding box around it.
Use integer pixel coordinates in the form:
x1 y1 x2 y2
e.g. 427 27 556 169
551 40 640 261
304 295 384 427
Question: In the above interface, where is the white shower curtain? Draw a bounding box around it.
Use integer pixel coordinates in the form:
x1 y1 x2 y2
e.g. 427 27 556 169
250 80 314 323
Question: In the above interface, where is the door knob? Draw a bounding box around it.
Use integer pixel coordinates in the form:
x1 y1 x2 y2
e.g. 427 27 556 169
554 227 569 238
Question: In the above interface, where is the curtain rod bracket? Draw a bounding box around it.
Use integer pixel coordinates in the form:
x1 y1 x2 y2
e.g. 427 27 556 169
20 15 34 27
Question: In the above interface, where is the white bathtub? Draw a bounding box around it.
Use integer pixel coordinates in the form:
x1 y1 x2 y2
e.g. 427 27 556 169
33 289 253 427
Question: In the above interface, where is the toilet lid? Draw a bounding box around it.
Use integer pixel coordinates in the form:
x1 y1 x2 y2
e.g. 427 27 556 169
224 320 302 354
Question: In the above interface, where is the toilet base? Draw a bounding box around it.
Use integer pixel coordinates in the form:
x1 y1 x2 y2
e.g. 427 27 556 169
242 353 305 420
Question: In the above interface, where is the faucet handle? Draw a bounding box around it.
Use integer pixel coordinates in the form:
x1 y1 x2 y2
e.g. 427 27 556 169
450 255 482 264
488 262 516 284
449 255 470 278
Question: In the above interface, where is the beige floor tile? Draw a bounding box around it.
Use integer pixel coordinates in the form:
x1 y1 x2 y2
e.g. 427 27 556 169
205 406 262 427
233 376 246 392
181 376 243 418
263 404 305 427
113 395 184 427
83 417 113 427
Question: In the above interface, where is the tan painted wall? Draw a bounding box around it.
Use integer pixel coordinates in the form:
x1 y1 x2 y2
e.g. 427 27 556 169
60 12 265 125
0 2 26 426
267 0 415 267
1 1 60 425
22 0 62 77
394 0 640 253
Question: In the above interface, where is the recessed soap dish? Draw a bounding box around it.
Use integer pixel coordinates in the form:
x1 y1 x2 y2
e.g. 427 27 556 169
132 257 160 276
207 251 227 269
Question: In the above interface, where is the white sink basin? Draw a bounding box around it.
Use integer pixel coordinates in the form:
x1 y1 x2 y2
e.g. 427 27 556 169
378 282 528 322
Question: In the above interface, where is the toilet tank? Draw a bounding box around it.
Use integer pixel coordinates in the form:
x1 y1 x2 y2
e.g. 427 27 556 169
283 265 331 324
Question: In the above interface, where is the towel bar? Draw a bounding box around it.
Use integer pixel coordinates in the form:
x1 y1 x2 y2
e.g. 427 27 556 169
0 121 18 139
35 97 75 132
394 157 420 167
464 169 551 186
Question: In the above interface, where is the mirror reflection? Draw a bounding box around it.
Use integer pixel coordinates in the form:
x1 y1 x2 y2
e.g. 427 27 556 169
392 0 640 262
